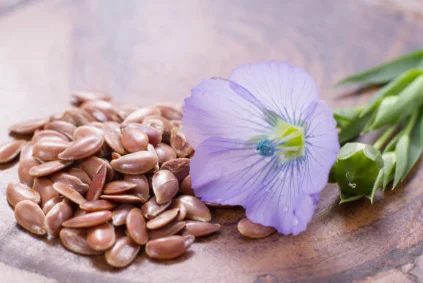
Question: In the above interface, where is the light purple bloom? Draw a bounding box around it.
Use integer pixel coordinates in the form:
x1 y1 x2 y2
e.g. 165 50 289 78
182 61 339 235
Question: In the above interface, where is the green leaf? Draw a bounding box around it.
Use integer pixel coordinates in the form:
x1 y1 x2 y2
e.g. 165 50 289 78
393 134 409 189
367 169 384 203
359 69 423 118
338 113 372 144
333 106 364 129
367 74 423 130
382 152 396 190
384 133 400 152
336 49 423 86
402 108 423 181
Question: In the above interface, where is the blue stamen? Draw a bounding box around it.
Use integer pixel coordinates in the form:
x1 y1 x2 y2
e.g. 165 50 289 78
256 139 275 157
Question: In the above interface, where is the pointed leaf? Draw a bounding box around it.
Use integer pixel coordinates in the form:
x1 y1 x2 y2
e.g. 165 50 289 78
338 113 372 144
333 106 363 129
367 169 383 203
382 152 396 190
402 108 423 181
393 134 409 189
336 49 423 86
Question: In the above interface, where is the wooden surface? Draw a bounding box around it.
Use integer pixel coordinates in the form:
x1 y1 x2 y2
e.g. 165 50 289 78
0 0 422 282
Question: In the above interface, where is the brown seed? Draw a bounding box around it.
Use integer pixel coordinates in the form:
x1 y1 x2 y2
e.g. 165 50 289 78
112 204 135 226
105 236 140 268
152 170 179 204
145 235 195 260
170 127 194 158
180 175 194 196
42 196 64 214
146 208 179 230
87 222 116 251
161 158 190 182
170 199 187 221
237 218 276 239
33 178 60 207
72 125 104 141
100 195 144 204
184 221 220 237
9 117 49 135
14 200 46 236
59 227 102 255
44 121 76 140
103 181 136 195
178 196 211 222
111 152 121 160
123 106 161 124
33 139 70 161
50 172 89 194
142 197 172 219
29 160 72 177
73 208 87 217
62 211 112 228
0 140 26 163
121 126 149 153
18 143 40 187
110 151 158 174
65 108 97 126
122 124 162 146
126 208 148 245
59 135 104 160
85 163 107 201
143 115 172 142
103 122 126 155
81 100 121 122
79 156 110 180
155 143 177 165
32 130 69 143
67 168 91 185
52 182 86 205
149 221 186 240
6 182 40 207
71 90 112 105
123 174 149 202
156 104 183 121
80 200 116 212
45 201 73 236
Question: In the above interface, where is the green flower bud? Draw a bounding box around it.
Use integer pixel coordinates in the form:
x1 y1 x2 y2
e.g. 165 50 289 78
330 143 384 203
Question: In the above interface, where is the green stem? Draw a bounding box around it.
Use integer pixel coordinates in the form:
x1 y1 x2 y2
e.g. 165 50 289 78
374 125 397 150
384 111 419 152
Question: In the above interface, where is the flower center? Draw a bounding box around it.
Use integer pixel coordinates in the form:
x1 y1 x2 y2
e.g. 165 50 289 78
256 139 275 157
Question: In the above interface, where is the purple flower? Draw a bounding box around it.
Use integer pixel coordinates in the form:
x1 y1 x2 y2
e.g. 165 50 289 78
182 61 339 235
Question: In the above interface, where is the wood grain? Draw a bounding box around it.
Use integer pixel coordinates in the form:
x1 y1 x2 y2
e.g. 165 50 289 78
0 0 422 282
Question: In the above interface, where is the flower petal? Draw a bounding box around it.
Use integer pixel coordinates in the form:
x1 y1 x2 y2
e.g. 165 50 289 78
229 61 320 125
182 78 270 148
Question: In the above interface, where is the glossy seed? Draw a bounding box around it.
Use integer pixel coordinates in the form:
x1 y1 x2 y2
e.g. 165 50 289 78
59 135 104 160
67 168 91 185
143 115 172 142
123 174 149 202
9 117 49 135
0 140 26 163
100 195 144 204
14 200 46 235
152 170 179 204
50 172 89 194
112 204 135 226
79 156 107 179
71 90 112 105
170 199 187 221
170 127 194 157
6 182 40 207
52 182 86 205
161 158 190 182
237 218 276 239
121 126 149 153
59 227 102 255
142 197 172 219
32 130 69 143
85 163 107 201
122 124 162 146
72 125 104 141
62 211 112 228
110 151 158 174
33 139 70 161
80 200 116 212
103 122 126 154
44 121 76 140
18 143 40 186
155 143 177 165
32 178 60 208
103 181 136 195
42 196 64 214
149 221 186 240
81 100 121 122
146 208 179 230
123 106 161 124
180 175 194 196
105 236 140 268
145 235 195 260
126 208 148 245
156 104 182 121
184 221 221 237
178 196 211 222
87 222 116 251
45 201 73 236
29 160 72 177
